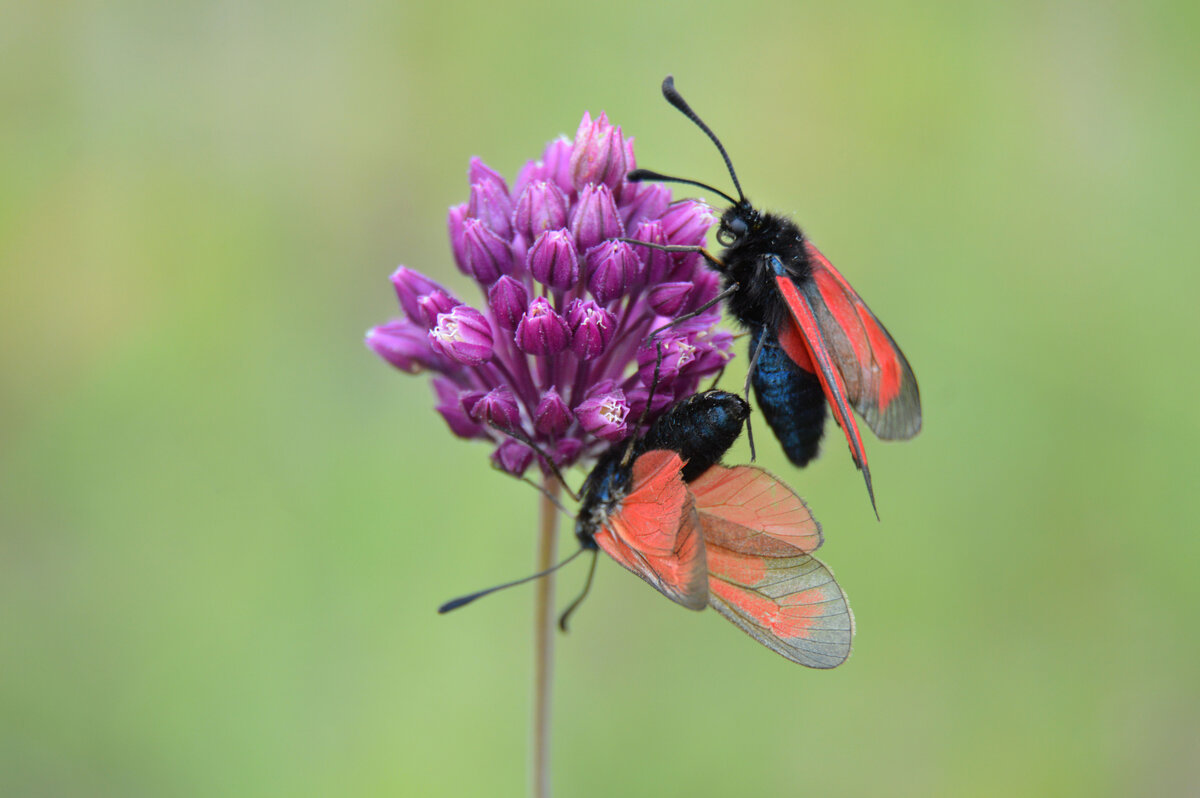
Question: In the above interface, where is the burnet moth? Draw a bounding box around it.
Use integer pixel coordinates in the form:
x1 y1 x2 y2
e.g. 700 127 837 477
442 390 853 669
628 76 922 517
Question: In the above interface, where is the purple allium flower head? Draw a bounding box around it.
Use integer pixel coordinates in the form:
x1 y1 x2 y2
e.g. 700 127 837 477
367 110 733 472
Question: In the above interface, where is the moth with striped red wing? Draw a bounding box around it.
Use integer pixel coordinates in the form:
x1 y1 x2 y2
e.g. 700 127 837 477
628 76 922 517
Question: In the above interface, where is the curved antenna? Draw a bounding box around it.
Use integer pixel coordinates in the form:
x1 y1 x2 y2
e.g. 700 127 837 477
438 547 588 613
659 75 745 203
626 168 739 207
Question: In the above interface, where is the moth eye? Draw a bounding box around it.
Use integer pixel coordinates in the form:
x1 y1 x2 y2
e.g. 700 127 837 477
728 217 748 236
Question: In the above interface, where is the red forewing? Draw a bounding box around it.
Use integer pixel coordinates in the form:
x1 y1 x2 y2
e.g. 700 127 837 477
774 270 876 512
592 449 708 610
800 241 921 440
691 464 853 668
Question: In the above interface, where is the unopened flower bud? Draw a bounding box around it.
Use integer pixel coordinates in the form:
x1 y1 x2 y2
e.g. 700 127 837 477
469 386 521 431
659 200 715 247
527 229 579 290
512 181 569 241
647 281 693 317
570 111 627 192
569 184 624 251
628 219 673 283
534 388 572 437
514 297 570 355
585 240 640 303
492 439 534 476
565 299 616 360
487 275 528 331
467 179 513 241
461 218 513 284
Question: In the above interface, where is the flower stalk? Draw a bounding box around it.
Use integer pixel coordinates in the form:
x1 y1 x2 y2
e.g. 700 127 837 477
532 475 560 798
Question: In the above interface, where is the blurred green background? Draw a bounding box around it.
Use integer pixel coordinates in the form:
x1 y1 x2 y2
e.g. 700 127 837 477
3 1 1198 796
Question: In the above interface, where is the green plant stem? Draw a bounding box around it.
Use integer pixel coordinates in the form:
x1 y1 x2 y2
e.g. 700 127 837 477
532 476 560 798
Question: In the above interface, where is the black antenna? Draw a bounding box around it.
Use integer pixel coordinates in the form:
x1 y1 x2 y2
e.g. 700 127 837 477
438 547 588 613
626 168 739 207
658 75 745 203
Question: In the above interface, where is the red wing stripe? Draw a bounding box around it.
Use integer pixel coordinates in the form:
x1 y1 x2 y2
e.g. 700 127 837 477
774 273 877 516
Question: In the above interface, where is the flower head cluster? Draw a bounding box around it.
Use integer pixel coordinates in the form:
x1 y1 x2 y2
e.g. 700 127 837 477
366 111 733 475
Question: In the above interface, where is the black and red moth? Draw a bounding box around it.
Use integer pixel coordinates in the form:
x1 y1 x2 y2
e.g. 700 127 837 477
629 76 921 515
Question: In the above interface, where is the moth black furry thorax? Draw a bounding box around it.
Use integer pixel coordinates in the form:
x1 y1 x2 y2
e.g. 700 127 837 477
716 201 812 330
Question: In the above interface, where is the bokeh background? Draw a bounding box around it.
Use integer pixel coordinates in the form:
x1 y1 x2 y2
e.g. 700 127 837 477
4 2 1199 796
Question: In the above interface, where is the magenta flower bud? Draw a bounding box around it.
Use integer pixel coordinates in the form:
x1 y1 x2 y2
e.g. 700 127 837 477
569 111 627 192
552 438 583 466
447 203 469 273
687 267 722 314
487 275 528 331
629 219 672 283
512 180 569 242
492 439 535 476
569 183 624 251
575 386 630 442
541 137 574 196
468 386 521 431
659 200 716 248
585 240 641 303
647 281 694 317
467 179 513 241
565 298 617 360
390 266 452 321
432 377 487 440
468 156 509 195
514 296 571 355
620 182 671 230
534 388 572 437
527 229 580 290
429 305 494 365
366 320 445 373
416 289 461 328
461 217 513 284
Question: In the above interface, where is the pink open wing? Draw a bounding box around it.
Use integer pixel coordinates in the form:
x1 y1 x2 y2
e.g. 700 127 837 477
689 464 823 555
691 464 852 667
593 449 708 610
